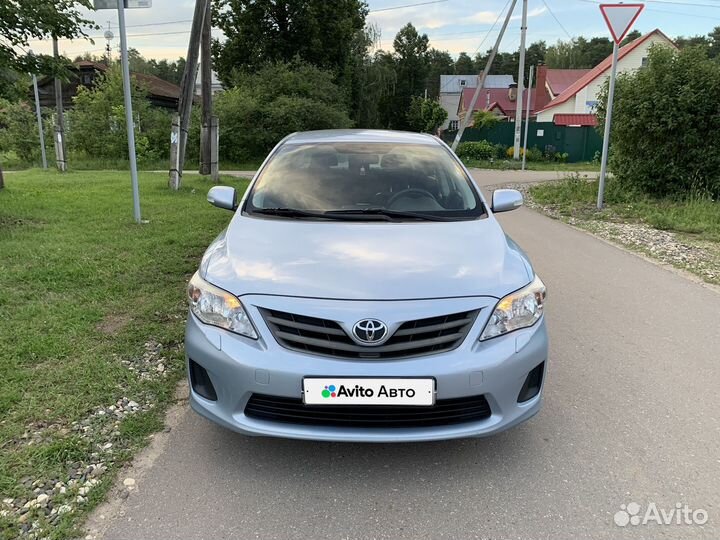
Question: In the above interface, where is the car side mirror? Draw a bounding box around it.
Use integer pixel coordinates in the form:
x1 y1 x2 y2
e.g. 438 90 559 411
491 189 523 213
207 186 237 211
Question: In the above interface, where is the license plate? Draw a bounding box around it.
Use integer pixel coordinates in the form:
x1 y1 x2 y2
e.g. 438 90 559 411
303 378 435 406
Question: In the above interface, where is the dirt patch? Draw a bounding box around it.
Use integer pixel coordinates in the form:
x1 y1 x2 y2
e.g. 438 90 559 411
96 314 132 336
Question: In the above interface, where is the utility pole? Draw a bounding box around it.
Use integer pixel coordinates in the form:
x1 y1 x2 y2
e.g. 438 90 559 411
52 37 67 172
199 0 212 176
31 73 48 169
513 0 529 160
451 0 518 151
521 65 534 171
170 0 209 190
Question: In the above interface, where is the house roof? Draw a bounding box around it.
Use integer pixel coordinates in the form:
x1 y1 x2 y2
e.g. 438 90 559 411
459 87 536 118
440 74 515 93
553 113 598 127
536 29 676 114
545 69 591 96
73 60 182 100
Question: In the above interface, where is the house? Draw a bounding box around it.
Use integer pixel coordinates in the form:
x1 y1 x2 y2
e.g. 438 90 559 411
457 84 537 124
536 29 677 124
533 67 590 112
33 61 184 110
440 74 515 130
194 65 224 96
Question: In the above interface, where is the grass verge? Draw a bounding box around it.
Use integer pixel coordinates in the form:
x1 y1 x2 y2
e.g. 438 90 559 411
528 175 720 284
0 169 249 539
461 159 600 172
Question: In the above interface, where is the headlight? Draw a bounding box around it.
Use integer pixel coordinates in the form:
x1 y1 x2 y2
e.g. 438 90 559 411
187 273 258 339
480 275 546 340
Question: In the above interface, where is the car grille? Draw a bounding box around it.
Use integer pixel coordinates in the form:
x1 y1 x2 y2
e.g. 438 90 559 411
258 308 480 359
244 394 492 428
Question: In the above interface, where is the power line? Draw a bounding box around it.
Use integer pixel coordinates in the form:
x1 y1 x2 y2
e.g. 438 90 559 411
577 0 720 20
542 0 572 39
369 0 449 13
474 0 513 55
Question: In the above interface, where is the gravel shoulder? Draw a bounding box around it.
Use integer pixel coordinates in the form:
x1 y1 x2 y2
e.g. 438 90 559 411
499 180 720 288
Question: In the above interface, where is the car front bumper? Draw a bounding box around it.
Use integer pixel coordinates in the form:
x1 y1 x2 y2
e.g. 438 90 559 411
184 295 548 443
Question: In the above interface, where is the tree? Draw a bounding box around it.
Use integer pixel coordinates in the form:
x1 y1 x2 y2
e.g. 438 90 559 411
597 45 720 198
709 26 720 58
0 0 96 74
406 96 447 133
383 23 429 130
426 49 454 98
675 35 710 49
454 52 475 74
621 30 642 46
211 0 367 84
0 99 40 163
472 109 500 130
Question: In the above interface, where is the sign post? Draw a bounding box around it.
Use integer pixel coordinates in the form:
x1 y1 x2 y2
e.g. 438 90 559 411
95 0 151 223
597 3 644 209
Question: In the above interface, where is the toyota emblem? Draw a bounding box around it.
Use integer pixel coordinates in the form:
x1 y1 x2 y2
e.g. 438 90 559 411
352 319 388 345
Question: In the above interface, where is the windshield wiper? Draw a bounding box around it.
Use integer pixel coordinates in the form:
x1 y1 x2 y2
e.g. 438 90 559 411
324 208 456 222
251 207 392 221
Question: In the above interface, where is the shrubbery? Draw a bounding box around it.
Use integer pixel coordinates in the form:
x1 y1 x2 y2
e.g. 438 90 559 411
456 140 496 160
67 66 170 163
598 45 720 198
0 99 40 163
215 61 353 162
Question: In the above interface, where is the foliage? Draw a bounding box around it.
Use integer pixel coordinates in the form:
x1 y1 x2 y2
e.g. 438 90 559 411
406 97 447 133
73 50 188 86
211 0 367 85
215 61 352 161
0 0 96 75
66 66 171 163
454 52 474 74
597 45 720 198
0 169 250 539
380 23 431 130
472 110 500 130
456 140 496 161
0 99 40 163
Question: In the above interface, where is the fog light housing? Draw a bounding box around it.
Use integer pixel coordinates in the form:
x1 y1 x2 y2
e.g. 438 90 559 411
517 362 545 402
189 359 217 401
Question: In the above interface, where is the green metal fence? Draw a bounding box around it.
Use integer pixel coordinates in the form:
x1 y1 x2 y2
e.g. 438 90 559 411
442 122 603 163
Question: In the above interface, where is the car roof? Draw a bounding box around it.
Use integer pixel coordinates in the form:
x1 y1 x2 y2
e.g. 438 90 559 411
282 129 442 146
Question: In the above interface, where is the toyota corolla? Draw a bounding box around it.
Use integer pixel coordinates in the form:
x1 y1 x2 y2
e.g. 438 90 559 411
185 129 548 442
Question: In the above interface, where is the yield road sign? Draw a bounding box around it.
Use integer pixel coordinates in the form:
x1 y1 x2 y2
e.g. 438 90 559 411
600 4 644 44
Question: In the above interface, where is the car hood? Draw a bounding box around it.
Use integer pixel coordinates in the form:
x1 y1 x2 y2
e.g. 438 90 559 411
200 214 533 301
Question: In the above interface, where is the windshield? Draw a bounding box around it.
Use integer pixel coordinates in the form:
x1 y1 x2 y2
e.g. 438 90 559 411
245 142 484 221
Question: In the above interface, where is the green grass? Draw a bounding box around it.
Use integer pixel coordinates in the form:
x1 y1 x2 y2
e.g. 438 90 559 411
461 158 600 172
529 175 720 242
0 169 249 539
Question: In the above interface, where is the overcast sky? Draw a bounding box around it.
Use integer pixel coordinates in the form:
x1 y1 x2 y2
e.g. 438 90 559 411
25 0 720 61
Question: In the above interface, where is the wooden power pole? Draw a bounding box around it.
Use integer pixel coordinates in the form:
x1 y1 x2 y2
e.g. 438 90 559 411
169 0 209 190
199 0 213 176
53 37 68 171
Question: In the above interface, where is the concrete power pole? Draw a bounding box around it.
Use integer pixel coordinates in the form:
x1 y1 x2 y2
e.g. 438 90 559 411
199 0 212 176
513 0 529 160
170 0 209 190
451 0 518 152
53 37 67 172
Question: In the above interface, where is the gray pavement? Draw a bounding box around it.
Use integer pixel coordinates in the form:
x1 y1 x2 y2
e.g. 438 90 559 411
92 172 719 540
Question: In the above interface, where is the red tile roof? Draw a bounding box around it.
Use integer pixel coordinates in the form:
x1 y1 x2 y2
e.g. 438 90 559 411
553 113 598 127
536 29 676 115
545 69 591 96
459 87 537 119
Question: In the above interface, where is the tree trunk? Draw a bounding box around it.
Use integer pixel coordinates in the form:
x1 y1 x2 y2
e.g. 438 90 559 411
0 162 5 190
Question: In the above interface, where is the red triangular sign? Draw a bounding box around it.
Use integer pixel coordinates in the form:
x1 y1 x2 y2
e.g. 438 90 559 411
600 4 644 44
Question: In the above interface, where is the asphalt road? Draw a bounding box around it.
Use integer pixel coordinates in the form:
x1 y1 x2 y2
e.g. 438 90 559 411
92 172 720 540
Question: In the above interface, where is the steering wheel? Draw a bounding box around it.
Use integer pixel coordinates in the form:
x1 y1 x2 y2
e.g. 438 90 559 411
387 188 436 208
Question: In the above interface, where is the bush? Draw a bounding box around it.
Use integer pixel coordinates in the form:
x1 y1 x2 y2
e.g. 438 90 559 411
216 61 353 162
0 99 40 163
66 65 171 163
456 140 495 161
597 45 720 198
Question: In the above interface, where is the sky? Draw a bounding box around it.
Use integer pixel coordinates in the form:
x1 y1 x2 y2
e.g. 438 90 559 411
24 0 720 62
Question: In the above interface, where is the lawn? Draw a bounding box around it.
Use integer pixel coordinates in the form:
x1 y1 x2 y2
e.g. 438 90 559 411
461 158 600 172
0 170 249 539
